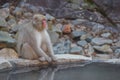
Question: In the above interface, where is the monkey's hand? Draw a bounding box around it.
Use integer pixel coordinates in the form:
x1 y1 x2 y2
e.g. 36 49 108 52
39 57 46 61
45 56 52 62
51 56 58 62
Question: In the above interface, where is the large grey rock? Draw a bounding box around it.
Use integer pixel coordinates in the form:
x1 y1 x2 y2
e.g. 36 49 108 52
72 31 86 38
47 31 59 44
77 40 88 47
70 46 84 55
91 38 113 45
0 59 12 70
93 45 113 53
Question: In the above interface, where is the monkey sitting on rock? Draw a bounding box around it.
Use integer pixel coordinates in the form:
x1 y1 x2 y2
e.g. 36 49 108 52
17 14 57 62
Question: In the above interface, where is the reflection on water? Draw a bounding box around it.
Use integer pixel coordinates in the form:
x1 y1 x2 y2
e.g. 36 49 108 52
0 63 120 80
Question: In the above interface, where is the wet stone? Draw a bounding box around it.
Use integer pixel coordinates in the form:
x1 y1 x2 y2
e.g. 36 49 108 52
77 40 88 47
70 46 84 55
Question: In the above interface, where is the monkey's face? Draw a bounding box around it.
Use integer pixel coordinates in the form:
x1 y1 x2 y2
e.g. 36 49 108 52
32 14 47 31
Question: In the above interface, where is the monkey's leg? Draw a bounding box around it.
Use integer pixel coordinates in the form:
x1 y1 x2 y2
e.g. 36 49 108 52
21 43 39 60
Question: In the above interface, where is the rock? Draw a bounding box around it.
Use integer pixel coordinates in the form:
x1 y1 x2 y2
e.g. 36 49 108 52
9 59 40 67
53 39 71 54
47 31 59 44
77 40 88 47
7 19 17 28
87 43 95 55
101 32 111 38
45 14 55 20
70 46 84 55
1 3 10 8
0 48 18 59
0 31 16 48
114 49 120 58
0 17 8 27
13 7 23 17
114 40 120 48
93 45 113 53
0 58 12 70
62 24 72 33
72 31 86 38
0 8 9 18
23 12 33 18
85 36 94 43
10 24 22 33
91 38 113 45
52 23 62 33
93 54 111 60
92 23 105 33
80 34 93 43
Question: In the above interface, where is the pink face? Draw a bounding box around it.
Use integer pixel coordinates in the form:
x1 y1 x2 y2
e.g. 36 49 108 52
42 19 47 28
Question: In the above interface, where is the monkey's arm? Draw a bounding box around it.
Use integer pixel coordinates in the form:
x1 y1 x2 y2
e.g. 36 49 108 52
32 38 51 62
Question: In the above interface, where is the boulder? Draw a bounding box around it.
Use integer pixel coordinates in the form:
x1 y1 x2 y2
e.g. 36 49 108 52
0 48 18 59
93 45 113 53
0 58 12 70
91 38 113 45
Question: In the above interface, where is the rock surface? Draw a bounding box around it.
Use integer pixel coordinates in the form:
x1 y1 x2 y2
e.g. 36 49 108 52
0 48 18 59
93 45 113 53
91 38 113 45
0 58 12 70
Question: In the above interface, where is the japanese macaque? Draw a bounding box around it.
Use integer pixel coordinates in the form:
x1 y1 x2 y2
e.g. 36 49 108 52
17 14 57 62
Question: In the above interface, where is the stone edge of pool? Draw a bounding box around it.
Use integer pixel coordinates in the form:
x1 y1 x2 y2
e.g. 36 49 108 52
0 54 120 71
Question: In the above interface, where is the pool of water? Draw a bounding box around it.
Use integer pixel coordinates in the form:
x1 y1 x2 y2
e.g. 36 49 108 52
0 62 120 80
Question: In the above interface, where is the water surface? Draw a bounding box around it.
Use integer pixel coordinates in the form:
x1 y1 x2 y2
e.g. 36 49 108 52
0 63 120 80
